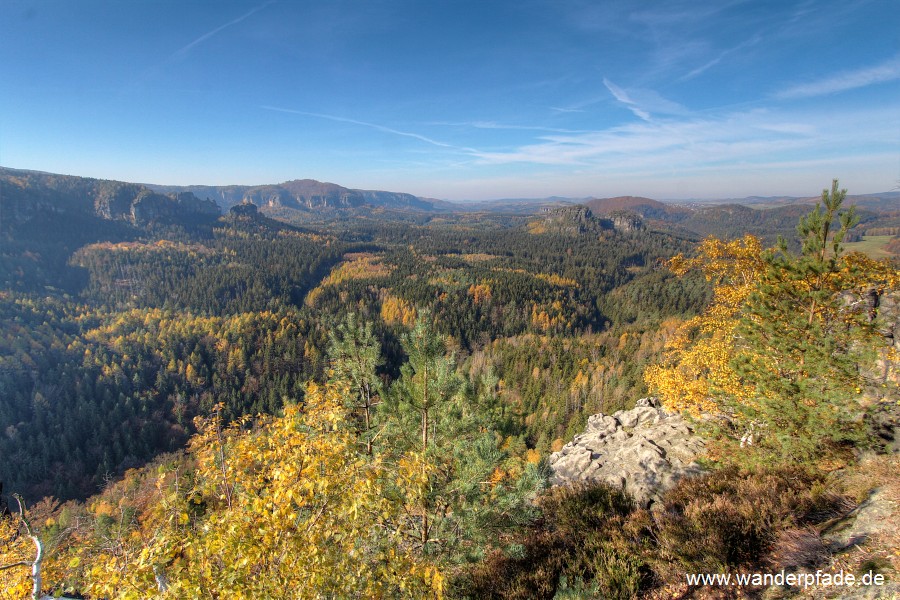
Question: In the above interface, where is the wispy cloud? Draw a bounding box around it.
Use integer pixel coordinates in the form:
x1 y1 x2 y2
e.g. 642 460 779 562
547 93 609 114
628 1 743 30
432 120 589 134
172 1 277 60
777 54 900 99
469 104 898 175
261 106 479 153
261 94 897 197
603 79 686 122
682 34 762 80
117 1 277 98
603 79 651 121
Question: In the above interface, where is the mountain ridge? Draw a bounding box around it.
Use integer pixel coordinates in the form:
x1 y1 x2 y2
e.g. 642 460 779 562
145 178 449 212
3 166 897 222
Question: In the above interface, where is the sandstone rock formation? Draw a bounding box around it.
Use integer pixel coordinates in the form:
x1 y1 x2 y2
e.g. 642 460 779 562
548 398 705 507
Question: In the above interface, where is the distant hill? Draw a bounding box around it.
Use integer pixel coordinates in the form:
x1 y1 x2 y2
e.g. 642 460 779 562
5 165 896 233
147 179 446 213
583 196 691 221
846 192 900 213
453 197 578 214
0 167 224 293
578 193 891 247
678 204 811 244
681 191 900 214
678 202 887 243
0 167 460 235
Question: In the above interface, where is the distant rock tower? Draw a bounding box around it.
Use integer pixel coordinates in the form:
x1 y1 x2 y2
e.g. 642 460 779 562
230 201 259 217
606 210 645 233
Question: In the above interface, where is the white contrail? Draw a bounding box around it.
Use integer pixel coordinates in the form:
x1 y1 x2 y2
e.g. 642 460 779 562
261 105 480 153
172 0 277 60
603 78 651 122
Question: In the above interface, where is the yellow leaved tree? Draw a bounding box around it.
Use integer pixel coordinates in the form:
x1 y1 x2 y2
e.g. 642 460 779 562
644 235 765 414
68 382 443 599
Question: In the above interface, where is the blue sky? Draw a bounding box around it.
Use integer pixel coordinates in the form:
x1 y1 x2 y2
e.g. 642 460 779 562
2 0 899 200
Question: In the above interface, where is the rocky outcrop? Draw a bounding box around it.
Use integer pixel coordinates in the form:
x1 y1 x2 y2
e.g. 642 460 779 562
130 190 219 225
605 210 645 233
229 201 259 217
856 290 900 452
549 398 705 507
538 205 646 236
94 182 145 219
823 487 898 551
874 291 900 385
539 206 601 235
809 484 900 599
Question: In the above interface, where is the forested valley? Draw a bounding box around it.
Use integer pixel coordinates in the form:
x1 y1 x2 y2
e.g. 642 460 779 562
1 170 899 598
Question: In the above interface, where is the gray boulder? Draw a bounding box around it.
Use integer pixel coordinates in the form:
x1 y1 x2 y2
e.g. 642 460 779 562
548 398 705 507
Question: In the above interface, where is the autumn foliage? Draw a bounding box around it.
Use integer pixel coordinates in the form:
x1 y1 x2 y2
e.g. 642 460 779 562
644 235 764 415
2 313 544 598
42 385 444 599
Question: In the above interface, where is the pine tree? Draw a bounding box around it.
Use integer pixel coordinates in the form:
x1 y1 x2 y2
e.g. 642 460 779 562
386 316 465 552
383 314 542 566
728 179 889 464
327 313 383 455
648 180 899 467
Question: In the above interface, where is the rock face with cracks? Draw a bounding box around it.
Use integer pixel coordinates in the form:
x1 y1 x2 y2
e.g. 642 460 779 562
548 398 705 507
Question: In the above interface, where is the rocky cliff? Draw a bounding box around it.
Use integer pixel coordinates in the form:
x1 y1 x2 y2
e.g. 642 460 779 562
0 167 220 227
604 209 646 232
536 205 648 236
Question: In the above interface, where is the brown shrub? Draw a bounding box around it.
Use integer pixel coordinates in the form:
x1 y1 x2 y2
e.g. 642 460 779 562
459 482 643 599
767 527 831 571
648 466 851 580
461 530 570 600
539 480 635 537
461 467 854 598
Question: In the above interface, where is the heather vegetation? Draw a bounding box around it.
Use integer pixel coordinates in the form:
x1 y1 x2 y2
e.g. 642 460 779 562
1 173 898 598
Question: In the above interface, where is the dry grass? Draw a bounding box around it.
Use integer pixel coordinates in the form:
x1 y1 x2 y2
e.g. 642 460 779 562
768 527 831 571
838 454 900 505
790 454 900 599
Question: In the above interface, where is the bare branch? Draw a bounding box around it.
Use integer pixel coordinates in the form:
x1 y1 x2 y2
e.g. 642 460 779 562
10 494 43 600
0 560 32 572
